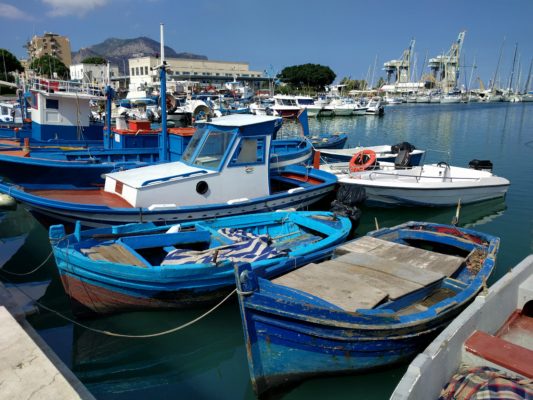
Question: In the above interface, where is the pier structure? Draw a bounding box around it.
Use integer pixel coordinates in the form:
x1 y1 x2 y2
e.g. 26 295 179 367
428 31 466 93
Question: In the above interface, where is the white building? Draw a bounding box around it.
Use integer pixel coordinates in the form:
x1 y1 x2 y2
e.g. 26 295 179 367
70 63 120 88
127 56 266 92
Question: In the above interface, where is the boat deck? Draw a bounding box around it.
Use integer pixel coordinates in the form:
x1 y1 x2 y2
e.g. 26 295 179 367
28 188 133 207
273 236 464 311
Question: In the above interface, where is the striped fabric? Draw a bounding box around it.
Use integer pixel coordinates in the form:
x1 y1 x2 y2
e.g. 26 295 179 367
439 366 533 400
161 228 284 266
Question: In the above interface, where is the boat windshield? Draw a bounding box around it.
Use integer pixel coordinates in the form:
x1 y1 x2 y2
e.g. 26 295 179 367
182 127 236 170
297 98 314 105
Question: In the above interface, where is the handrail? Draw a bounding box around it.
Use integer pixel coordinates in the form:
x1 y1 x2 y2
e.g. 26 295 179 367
367 169 482 182
29 78 103 97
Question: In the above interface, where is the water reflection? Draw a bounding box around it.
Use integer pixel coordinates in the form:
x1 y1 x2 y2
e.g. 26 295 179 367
68 303 251 400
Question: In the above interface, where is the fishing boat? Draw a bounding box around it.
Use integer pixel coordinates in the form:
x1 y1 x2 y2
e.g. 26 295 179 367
0 122 312 187
234 221 500 397
391 254 533 400
318 142 424 165
49 210 352 314
320 157 510 207
0 115 337 227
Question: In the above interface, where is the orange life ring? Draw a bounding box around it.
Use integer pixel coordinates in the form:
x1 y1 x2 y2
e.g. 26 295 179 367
349 149 377 172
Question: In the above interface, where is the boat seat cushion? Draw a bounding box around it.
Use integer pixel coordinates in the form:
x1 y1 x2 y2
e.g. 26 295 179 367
161 228 285 266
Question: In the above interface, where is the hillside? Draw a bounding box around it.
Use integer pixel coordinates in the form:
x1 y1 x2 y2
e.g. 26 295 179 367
72 37 207 73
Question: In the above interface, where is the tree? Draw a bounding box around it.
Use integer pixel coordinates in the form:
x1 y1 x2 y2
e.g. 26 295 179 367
278 64 336 91
0 49 24 94
82 56 107 65
339 77 368 92
375 77 386 89
29 54 69 79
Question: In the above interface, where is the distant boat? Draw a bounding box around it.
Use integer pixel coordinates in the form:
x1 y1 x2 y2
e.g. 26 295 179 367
49 210 352 314
365 97 384 115
391 254 533 400
321 158 510 207
318 142 424 165
235 221 500 397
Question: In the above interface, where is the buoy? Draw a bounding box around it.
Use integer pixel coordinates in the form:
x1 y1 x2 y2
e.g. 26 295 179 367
0 193 17 210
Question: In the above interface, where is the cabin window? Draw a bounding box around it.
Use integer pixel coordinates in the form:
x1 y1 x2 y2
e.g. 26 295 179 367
46 99 59 109
183 128 235 170
31 92 38 109
229 137 266 166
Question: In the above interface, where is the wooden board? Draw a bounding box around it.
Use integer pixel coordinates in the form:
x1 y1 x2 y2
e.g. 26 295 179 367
273 262 388 311
82 243 147 267
335 252 444 287
324 260 423 300
336 236 464 277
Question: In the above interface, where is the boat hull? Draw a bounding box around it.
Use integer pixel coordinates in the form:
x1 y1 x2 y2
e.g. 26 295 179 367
0 165 337 227
235 221 500 396
51 211 351 314
241 306 459 395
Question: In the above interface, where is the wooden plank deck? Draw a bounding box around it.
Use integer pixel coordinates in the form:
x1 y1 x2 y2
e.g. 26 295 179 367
336 236 465 277
273 262 388 310
81 243 147 267
273 236 466 311
28 188 133 207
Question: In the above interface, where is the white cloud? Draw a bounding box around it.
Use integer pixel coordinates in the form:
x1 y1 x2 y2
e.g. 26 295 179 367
42 0 108 17
0 3 35 20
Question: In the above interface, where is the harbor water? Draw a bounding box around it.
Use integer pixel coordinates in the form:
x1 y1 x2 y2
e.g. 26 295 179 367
1 102 532 399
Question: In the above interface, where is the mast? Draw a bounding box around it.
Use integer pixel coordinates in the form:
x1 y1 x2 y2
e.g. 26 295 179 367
524 58 533 94
158 23 169 162
491 38 505 92
507 43 518 92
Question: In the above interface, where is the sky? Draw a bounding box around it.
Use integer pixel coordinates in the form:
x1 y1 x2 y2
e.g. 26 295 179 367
1 0 532 88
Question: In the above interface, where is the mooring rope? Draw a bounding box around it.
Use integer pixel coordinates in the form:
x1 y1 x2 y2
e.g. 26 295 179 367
3 276 237 338
0 250 54 276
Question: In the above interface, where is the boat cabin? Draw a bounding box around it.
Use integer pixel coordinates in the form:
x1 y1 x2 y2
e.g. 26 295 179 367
104 114 283 208
28 78 104 141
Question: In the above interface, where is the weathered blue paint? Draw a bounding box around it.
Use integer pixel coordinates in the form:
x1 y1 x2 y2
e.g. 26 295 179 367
48 211 352 314
234 221 500 396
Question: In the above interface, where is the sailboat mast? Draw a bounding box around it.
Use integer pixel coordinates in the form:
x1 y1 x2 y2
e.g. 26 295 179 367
507 43 518 92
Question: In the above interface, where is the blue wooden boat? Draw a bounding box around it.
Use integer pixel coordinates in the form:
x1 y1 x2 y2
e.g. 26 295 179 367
0 115 336 227
49 211 352 314
307 133 348 150
297 108 348 150
234 221 499 396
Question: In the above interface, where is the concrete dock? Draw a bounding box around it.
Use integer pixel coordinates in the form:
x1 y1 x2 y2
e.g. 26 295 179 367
0 282 95 399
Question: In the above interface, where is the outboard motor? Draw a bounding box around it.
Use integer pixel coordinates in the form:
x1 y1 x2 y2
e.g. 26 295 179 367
391 141 416 154
468 159 493 172
394 149 412 168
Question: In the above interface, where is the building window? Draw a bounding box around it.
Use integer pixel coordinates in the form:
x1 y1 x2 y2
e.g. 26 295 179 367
46 99 59 109
145 66 148 75
136 67 140 75
131 68 135 76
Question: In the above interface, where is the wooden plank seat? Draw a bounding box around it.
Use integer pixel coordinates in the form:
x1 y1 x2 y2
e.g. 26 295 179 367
81 243 147 267
465 330 533 379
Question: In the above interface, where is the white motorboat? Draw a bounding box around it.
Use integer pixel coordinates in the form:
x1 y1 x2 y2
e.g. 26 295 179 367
365 97 384 115
320 159 510 207
330 98 354 116
391 254 533 400
315 97 334 117
271 95 300 118
294 96 322 117
440 94 462 103
415 94 431 103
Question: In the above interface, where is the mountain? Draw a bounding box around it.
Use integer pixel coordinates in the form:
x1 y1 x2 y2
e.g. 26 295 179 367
71 37 207 73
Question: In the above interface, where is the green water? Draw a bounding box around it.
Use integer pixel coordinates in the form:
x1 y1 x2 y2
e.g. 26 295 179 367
1 102 532 399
